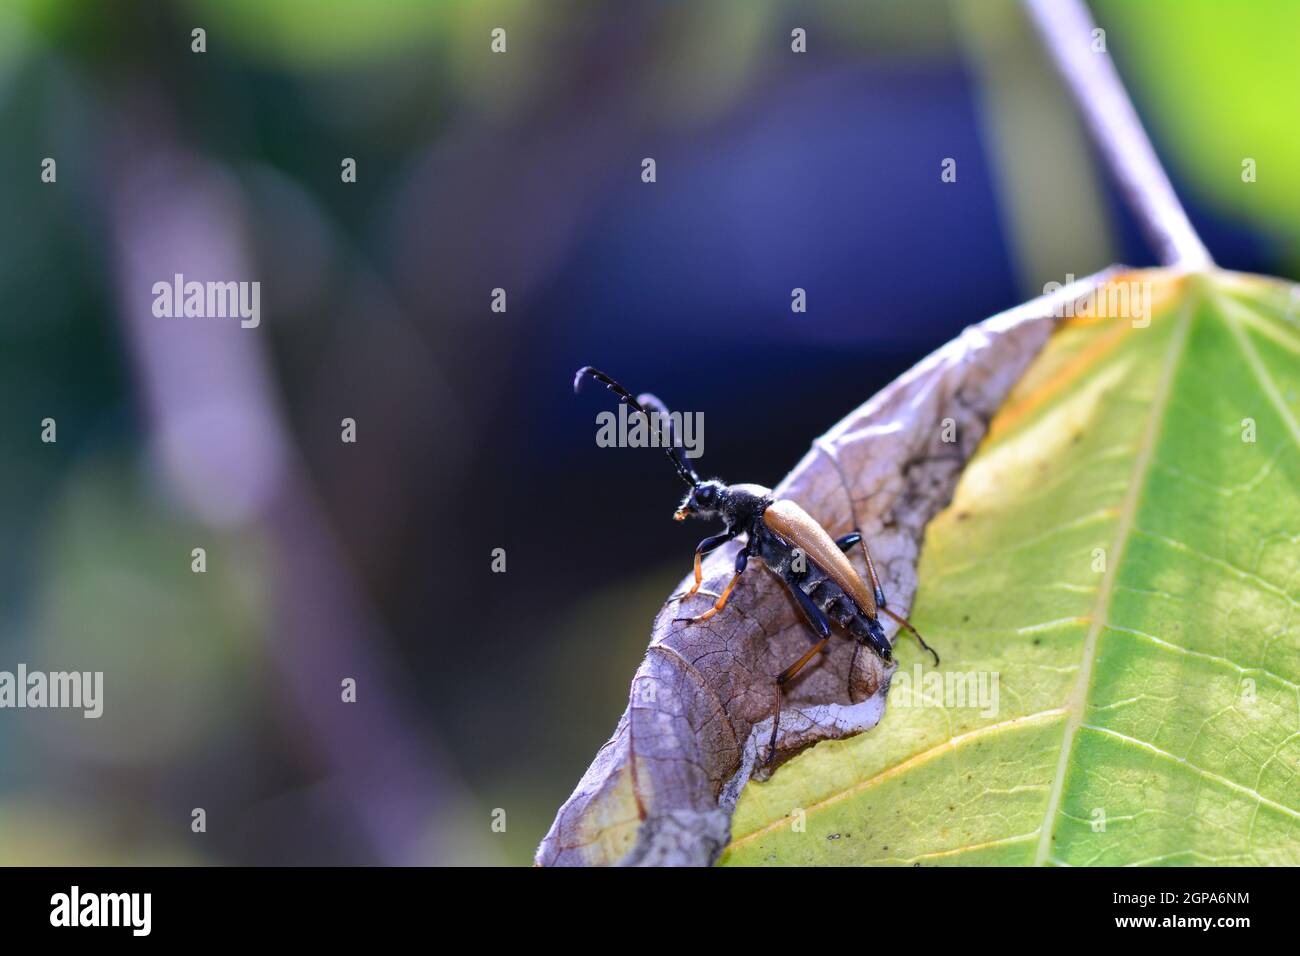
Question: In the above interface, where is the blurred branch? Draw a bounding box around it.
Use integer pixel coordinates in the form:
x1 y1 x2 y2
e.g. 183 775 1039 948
955 0 1115 297
103 91 484 866
1024 0 1214 270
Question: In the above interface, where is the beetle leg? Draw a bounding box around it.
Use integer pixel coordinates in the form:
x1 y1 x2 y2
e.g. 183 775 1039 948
689 575 738 623
785 575 831 643
836 530 887 611
767 577 833 763
836 532 939 665
768 636 830 764
684 531 737 597
689 552 702 595
676 549 747 623
880 605 940 666
834 531 861 551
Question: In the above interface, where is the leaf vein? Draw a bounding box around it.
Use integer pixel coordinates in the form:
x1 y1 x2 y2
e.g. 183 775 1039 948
1032 295 1194 865
1082 724 1300 821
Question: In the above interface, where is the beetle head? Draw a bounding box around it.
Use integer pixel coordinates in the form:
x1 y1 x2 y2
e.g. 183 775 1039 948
675 480 771 529
674 479 726 522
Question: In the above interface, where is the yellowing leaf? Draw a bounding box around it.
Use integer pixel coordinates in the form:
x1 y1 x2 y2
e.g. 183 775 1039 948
721 269 1300 866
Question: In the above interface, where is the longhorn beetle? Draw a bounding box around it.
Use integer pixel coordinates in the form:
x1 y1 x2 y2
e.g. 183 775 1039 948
574 366 939 763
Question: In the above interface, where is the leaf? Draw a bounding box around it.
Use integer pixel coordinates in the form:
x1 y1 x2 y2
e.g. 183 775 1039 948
720 269 1300 866
535 270 1117 866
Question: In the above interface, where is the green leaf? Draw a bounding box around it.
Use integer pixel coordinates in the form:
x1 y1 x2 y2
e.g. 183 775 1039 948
720 269 1300 866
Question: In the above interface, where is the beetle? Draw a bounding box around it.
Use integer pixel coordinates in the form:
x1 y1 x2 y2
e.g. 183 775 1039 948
574 366 939 763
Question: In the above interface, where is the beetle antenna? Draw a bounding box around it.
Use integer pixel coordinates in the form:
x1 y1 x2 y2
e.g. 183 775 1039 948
574 366 700 487
879 606 940 666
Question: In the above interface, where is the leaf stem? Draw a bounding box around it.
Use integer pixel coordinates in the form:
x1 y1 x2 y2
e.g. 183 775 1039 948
1023 0 1214 270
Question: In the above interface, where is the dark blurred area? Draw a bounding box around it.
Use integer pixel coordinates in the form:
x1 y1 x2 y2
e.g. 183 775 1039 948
1 0 1296 864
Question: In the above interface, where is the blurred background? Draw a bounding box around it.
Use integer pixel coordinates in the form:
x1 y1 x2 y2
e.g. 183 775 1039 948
1 0 1297 865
